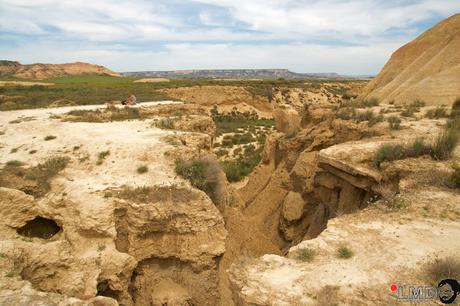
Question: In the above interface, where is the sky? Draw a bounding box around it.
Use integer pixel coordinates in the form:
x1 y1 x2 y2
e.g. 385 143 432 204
0 0 459 75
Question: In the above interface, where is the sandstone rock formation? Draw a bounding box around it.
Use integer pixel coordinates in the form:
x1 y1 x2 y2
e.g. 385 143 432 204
162 86 274 116
0 60 120 79
228 107 460 305
360 13 460 106
0 102 226 305
273 107 301 136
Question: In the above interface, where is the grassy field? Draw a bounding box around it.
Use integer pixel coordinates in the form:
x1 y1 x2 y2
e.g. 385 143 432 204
0 75 364 111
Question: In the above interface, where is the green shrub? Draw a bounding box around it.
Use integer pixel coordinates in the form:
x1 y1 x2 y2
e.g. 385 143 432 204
336 107 356 120
452 163 460 188
399 100 425 118
220 143 263 182
17 156 70 197
362 98 379 107
425 107 448 119
6 160 24 167
387 115 401 130
451 98 460 118
137 165 148 174
412 99 425 108
430 129 459 160
296 248 316 262
25 156 70 181
355 110 374 122
401 107 416 117
212 109 274 135
374 129 459 167
405 138 431 157
44 135 57 141
110 107 141 121
373 143 406 167
337 246 354 259
175 157 223 204
96 150 110 165
368 113 384 127
215 149 228 157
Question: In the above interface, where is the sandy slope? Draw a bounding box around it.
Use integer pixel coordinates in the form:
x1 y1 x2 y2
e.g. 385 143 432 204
360 13 460 106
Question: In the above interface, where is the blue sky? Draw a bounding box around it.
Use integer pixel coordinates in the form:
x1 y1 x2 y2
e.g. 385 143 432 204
0 0 459 75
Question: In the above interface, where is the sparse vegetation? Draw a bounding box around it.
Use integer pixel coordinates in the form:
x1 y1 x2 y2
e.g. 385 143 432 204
0 156 71 197
137 165 148 174
361 97 380 107
0 76 364 111
66 106 142 122
337 245 354 259
374 121 459 167
296 248 316 262
341 97 379 108
6 160 24 167
336 107 383 126
430 129 459 160
29 149 37 154
10 147 19 153
222 144 263 182
382 194 406 210
387 115 401 130
24 156 70 182
117 184 200 204
118 186 155 203
152 117 176 129
452 163 460 188
451 98 460 118
425 256 460 283
211 107 274 135
215 149 229 157
425 106 448 119
44 135 56 141
400 100 425 117
96 150 110 165
175 157 224 204
211 108 273 181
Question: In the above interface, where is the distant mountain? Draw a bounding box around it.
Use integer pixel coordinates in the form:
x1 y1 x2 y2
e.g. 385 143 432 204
360 13 460 105
0 61 120 79
121 69 344 79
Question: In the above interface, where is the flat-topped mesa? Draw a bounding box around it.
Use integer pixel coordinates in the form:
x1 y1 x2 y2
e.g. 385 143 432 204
0 60 120 79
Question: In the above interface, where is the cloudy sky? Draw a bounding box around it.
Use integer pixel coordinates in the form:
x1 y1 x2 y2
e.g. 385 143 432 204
1 0 459 75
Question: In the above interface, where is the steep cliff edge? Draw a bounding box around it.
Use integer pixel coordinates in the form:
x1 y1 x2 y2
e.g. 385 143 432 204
0 102 225 305
228 99 460 305
360 14 460 106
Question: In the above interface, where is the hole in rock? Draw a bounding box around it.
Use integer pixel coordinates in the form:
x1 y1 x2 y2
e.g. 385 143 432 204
97 280 120 300
17 216 61 239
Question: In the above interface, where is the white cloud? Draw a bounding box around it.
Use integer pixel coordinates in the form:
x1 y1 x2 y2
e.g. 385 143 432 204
0 41 400 75
191 0 460 39
0 0 459 74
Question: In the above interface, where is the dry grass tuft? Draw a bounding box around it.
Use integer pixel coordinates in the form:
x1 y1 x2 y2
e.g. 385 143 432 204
425 256 460 283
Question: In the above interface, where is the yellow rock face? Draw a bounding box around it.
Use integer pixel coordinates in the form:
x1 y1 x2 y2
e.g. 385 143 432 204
360 14 460 106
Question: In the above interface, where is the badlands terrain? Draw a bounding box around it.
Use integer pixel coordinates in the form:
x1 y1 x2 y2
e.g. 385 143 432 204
0 14 459 306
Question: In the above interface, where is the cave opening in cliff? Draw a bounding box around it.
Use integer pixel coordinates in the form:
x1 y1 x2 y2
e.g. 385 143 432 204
97 280 120 300
16 216 61 239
